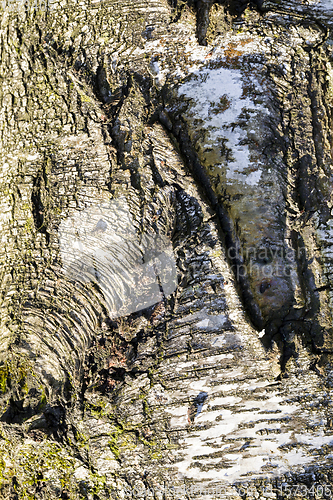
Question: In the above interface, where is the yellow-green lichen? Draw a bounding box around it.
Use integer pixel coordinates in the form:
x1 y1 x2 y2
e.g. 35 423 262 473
0 366 9 394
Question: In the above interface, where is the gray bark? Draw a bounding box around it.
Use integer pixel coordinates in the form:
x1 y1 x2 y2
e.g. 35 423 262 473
0 0 333 498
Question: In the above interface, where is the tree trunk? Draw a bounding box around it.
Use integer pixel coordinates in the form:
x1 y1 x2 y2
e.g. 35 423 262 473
0 0 333 498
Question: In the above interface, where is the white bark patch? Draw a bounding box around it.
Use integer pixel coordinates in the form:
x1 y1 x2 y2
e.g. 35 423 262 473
58 196 177 318
178 67 267 186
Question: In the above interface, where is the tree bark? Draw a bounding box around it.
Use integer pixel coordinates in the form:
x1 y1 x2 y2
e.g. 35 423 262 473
0 0 333 498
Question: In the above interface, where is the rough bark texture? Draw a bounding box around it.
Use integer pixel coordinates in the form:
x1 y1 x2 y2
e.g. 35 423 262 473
1 0 333 498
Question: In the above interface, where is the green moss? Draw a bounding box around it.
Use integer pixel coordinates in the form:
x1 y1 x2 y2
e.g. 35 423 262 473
85 400 112 419
37 387 47 411
107 418 141 460
108 433 121 460
142 399 151 416
24 217 34 233
89 472 107 496
0 366 8 394
0 441 76 498
78 90 92 103
149 451 163 460
21 382 29 395
0 455 6 488
108 423 125 460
